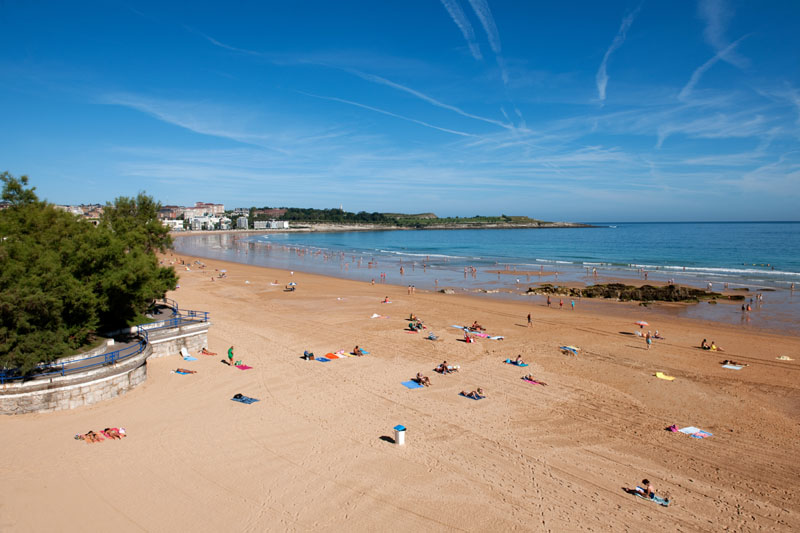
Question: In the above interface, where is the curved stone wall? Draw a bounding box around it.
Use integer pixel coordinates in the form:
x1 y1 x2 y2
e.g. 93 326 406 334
0 320 211 415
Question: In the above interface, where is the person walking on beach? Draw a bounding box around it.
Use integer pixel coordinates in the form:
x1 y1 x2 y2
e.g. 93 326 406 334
527 313 532 327
645 331 652 350
571 300 575 310
547 295 551 307
228 346 235 366
559 298 563 309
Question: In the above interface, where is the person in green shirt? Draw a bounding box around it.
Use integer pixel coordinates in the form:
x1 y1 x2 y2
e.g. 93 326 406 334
228 346 234 366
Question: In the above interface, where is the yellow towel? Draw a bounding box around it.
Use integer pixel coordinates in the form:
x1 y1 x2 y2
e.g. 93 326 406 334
655 372 675 381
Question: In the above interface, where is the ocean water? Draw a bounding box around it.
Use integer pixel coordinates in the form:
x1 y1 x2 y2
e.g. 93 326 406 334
173 222 800 334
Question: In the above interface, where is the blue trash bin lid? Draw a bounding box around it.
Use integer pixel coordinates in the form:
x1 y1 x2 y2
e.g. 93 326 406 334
393 425 406 431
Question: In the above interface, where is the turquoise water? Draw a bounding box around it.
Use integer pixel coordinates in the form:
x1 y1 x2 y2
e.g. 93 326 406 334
173 222 800 333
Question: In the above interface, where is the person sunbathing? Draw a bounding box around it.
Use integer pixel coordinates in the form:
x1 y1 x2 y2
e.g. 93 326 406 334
175 368 197 374
78 430 104 443
721 359 748 367
653 330 664 339
513 355 525 365
701 339 711 350
415 373 431 386
461 388 485 399
102 428 123 439
710 341 724 351
201 347 217 355
470 321 484 331
409 313 417 321
523 374 548 385
352 346 364 356
635 479 667 502
382 296 390 303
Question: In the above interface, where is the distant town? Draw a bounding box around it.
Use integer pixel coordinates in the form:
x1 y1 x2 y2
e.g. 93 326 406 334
8 201 290 232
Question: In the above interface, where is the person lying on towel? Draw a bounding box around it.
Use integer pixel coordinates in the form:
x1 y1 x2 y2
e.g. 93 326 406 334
523 374 548 385
461 388 484 399
201 347 217 355
414 373 431 387
175 368 197 374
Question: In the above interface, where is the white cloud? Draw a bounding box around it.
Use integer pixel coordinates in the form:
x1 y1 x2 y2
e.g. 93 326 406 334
596 7 640 103
440 0 483 60
466 0 509 85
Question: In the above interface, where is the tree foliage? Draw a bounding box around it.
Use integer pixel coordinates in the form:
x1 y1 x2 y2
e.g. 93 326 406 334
0 174 177 373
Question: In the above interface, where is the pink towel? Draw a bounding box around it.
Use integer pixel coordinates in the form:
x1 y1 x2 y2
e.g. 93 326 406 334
236 365 253 370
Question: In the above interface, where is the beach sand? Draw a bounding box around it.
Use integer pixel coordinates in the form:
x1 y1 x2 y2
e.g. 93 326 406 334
1 254 798 531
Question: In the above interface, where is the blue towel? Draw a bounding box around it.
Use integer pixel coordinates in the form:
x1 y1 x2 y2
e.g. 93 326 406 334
231 396 259 404
504 359 528 367
175 370 191 375
315 357 331 362
401 380 424 389
460 392 484 400
183 356 198 362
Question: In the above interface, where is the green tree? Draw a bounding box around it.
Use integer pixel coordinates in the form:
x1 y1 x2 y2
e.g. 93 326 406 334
0 175 177 373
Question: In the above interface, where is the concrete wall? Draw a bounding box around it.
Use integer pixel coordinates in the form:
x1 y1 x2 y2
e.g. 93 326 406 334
0 321 211 415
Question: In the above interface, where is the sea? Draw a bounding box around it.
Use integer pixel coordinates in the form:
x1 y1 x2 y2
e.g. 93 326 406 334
173 222 800 335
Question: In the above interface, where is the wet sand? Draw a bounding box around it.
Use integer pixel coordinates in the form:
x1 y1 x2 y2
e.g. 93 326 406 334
1 254 798 531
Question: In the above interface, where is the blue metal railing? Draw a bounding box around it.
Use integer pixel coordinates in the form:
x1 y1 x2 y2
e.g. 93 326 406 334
0 307 209 384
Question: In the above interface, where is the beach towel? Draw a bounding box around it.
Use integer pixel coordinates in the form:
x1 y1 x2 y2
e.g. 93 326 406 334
635 487 670 507
471 332 489 338
504 359 528 367
459 392 485 400
315 357 331 362
174 370 191 375
678 426 700 435
722 364 744 370
655 372 675 381
325 353 340 359
690 430 713 439
776 356 794 361
451 325 467 329
401 380 424 389
488 336 505 340
231 395 259 404
235 365 253 370
406 330 419 334
183 356 198 362
370 313 387 319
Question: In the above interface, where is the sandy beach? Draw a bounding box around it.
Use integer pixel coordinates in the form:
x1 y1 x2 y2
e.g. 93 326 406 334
1 254 798 532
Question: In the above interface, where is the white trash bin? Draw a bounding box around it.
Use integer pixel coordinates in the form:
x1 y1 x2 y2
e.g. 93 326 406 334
393 425 406 446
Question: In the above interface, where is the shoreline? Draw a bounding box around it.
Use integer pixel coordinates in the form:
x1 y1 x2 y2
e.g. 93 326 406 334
172 233 799 336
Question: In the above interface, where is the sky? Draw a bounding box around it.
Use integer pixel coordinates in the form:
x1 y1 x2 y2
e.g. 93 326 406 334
1 1 799 221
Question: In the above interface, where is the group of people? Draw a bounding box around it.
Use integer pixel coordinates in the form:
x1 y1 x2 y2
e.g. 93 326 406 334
435 361 459 374
700 339 724 351
75 428 126 443
408 314 426 331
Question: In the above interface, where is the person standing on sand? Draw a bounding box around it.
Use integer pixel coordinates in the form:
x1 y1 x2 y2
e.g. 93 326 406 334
228 346 235 366
559 298 563 309
645 331 652 350
571 300 575 310
527 313 532 327
547 295 551 307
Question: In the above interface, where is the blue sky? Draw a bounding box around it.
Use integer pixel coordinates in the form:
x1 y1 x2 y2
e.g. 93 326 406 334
1 1 798 221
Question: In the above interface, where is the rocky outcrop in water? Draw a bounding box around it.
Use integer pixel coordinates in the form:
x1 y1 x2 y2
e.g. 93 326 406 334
526 283 744 302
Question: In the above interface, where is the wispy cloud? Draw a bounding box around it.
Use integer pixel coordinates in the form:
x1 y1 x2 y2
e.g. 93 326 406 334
466 0 508 85
595 7 640 104
698 0 748 68
440 0 482 60
345 68 517 131
298 91 477 137
679 35 747 101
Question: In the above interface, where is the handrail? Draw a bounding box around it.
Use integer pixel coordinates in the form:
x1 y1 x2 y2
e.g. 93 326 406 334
0 308 209 384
